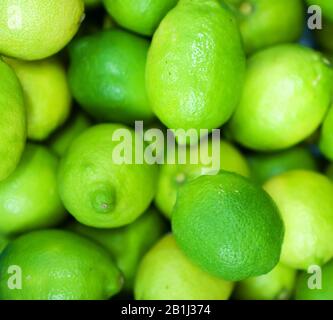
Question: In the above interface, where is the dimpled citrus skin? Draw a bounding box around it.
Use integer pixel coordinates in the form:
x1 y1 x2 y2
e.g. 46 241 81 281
172 172 284 281
264 170 333 270
104 0 178 36
58 124 158 228
146 0 245 133
295 259 333 300
248 146 318 185
229 45 333 151
135 234 234 300
0 60 26 181
0 0 84 61
68 29 154 124
224 0 304 54
234 263 297 300
0 144 66 236
4 57 72 141
306 0 333 22
319 105 333 160
68 208 166 291
0 230 123 300
155 139 250 218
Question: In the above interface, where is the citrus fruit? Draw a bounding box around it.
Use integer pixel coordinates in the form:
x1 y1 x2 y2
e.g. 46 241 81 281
224 0 304 54
248 146 318 184
0 0 85 60
155 139 250 218
49 111 91 157
0 235 9 253
0 59 26 181
234 263 297 300
103 0 177 36
229 44 333 151
0 144 66 236
146 0 245 134
68 208 166 291
306 0 333 22
264 170 333 269
172 172 284 281
295 259 333 300
319 104 333 160
135 234 234 300
0 229 123 300
68 29 154 124
4 57 72 141
58 124 158 228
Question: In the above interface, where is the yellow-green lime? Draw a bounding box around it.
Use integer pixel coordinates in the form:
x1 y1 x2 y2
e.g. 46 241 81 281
4 57 72 141
0 0 85 60
172 172 284 281
319 104 333 160
135 234 234 300
58 124 158 228
146 0 245 134
229 44 333 151
0 229 123 300
264 170 333 269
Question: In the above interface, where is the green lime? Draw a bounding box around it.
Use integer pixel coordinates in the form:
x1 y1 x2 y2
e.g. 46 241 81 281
135 234 234 300
264 170 333 270
172 172 284 281
224 0 304 54
248 146 318 184
0 229 122 300
103 0 177 36
315 19 333 53
295 259 333 300
0 144 66 236
58 124 158 228
306 0 333 22
0 0 84 60
146 0 245 134
0 59 26 181
49 111 91 157
68 208 166 291
155 139 250 218
0 235 9 254
229 44 333 151
68 29 154 123
4 57 72 141
319 104 333 160
234 263 297 300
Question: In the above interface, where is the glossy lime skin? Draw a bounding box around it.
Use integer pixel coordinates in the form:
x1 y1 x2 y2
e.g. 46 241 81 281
0 144 66 236
135 234 234 300
68 29 154 124
306 0 333 22
264 170 333 270
229 44 333 151
0 59 26 181
224 0 304 54
0 230 123 300
319 105 333 160
172 172 284 281
146 0 245 133
103 0 178 36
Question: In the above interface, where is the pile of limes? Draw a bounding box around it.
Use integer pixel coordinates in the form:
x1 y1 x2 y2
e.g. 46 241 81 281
0 0 333 300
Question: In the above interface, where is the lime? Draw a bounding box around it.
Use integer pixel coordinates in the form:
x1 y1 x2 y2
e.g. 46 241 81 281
0 235 9 254
306 0 333 22
68 29 154 124
135 234 234 300
68 208 166 291
49 111 91 157
58 124 158 228
103 0 178 36
295 259 333 300
224 0 304 54
264 170 333 269
0 59 26 181
234 263 297 300
172 172 284 281
0 229 122 300
155 139 250 218
0 144 66 236
4 57 72 141
248 146 318 184
0 0 84 60
319 104 333 160
146 0 245 134
229 44 333 151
